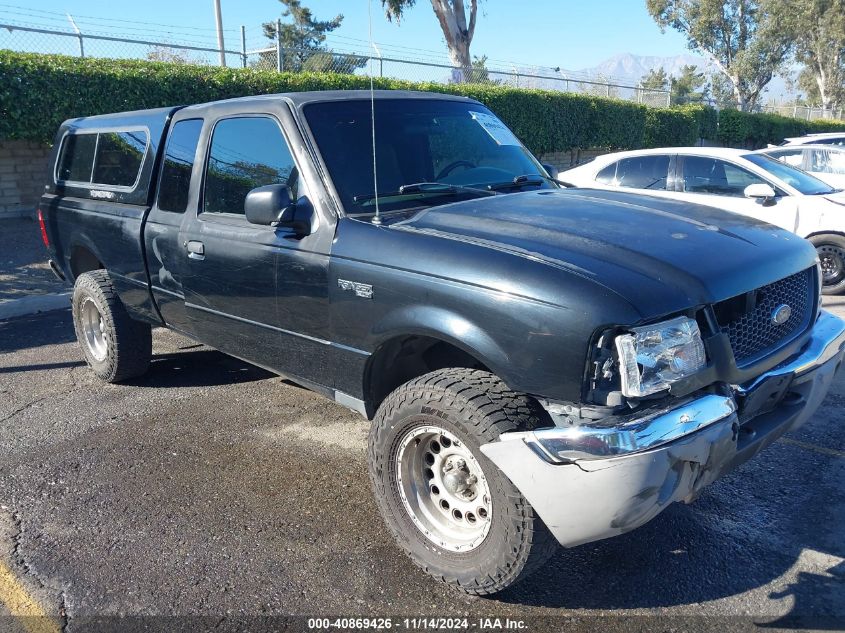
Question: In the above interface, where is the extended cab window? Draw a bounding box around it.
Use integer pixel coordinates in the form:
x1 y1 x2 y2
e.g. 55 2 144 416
682 157 765 197
595 155 669 190
203 117 298 216
157 119 203 213
92 131 147 187
56 130 148 188
56 133 97 182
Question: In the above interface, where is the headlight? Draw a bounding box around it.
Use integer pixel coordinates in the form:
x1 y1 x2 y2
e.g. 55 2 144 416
614 316 706 397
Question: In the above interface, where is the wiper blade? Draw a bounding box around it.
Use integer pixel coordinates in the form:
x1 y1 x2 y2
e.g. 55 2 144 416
353 182 496 203
486 174 546 191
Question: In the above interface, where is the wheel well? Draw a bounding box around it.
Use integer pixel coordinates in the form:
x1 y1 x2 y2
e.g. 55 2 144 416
364 335 490 418
70 246 103 280
805 231 845 242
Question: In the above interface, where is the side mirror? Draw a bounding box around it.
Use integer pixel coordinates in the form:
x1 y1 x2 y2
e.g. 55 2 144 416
541 163 559 180
744 183 777 202
245 184 310 234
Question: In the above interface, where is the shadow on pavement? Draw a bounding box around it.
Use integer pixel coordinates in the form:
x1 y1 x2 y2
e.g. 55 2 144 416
0 309 76 353
125 349 273 388
0 359 85 373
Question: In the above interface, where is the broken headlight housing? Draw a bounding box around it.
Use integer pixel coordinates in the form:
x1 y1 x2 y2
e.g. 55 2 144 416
614 316 706 398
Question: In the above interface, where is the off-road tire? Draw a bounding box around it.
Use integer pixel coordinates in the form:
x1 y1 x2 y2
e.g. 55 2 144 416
810 234 845 295
368 368 558 595
72 270 152 382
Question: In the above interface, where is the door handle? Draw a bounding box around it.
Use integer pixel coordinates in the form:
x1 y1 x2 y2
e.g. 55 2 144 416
186 240 205 260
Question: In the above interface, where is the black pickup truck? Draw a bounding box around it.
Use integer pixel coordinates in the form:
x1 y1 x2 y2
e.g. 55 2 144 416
40 90 845 595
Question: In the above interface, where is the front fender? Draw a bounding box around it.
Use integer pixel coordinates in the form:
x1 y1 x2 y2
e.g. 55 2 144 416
371 304 511 377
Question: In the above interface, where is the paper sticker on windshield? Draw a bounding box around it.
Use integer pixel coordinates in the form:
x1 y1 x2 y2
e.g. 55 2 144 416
470 111 521 146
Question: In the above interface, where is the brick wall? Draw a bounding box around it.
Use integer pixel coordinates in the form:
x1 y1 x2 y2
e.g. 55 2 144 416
0 141 52 220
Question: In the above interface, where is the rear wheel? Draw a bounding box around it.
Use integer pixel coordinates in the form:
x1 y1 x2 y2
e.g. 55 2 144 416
810 234 845 295
368 368 557 595
72 270 152 382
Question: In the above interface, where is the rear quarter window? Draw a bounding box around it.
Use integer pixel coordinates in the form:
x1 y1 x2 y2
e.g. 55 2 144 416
56 133 97 182
55 129 149 189
92 131 147 187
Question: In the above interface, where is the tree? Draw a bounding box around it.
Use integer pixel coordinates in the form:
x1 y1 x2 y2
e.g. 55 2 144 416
709 72 739 109
147 45 198 65
784 0 845 109
646 0 794 111
382 0 478 81
640 67 670 91
262 0 365 74
464 54 501 84
672 64 710 103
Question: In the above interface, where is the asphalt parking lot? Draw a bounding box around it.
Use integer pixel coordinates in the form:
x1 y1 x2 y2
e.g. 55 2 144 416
1 224 845 632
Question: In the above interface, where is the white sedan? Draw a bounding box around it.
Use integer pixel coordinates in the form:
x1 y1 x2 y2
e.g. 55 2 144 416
779 132 845 147
562 147 845 294
754 144 845 189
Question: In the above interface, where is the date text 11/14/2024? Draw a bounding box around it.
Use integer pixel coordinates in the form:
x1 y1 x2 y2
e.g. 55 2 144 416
307 617 528 630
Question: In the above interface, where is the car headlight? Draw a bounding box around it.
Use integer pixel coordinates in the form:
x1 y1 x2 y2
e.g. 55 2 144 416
614 316 706 398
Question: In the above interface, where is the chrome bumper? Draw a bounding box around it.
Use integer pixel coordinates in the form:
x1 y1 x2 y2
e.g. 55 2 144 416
480 310 845 548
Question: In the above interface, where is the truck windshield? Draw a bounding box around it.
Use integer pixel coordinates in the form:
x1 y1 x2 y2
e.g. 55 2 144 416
303 98 553 216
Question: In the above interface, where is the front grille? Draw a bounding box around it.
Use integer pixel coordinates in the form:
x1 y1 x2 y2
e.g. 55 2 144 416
714 267 815 366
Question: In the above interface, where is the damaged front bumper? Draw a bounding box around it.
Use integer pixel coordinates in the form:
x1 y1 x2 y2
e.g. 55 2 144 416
480 310 845 548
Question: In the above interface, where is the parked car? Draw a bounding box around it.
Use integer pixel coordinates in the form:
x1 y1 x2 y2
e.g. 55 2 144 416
563 147 845 294
779 132 845 147
754 144 845 189
40 92 845 595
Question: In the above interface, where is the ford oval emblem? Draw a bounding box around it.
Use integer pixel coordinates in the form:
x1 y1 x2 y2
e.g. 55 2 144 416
771 304 792 326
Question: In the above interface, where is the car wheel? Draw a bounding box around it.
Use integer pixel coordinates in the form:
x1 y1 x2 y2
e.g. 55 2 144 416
368 368 557 595
72 270 152 382
810 234 845 295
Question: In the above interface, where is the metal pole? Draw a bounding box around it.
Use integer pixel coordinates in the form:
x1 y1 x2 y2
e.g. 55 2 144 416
66 14 83 57
213 0 226 67
240 25 246 68
276 19 283 72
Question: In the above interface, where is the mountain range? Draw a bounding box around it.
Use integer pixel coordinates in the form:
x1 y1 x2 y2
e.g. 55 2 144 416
570 52 793 101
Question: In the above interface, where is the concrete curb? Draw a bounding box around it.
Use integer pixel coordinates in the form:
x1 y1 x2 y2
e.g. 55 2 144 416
0 292 71 321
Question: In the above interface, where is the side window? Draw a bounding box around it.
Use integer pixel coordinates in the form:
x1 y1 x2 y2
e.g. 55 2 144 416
203 117 298 216
614 155 670 190
769 149 803 167
809 149 830 173
56 133 97 182
157 119 204 213
682 157 765 197
92 131 147 187
595 162 618 185
826 151 845 174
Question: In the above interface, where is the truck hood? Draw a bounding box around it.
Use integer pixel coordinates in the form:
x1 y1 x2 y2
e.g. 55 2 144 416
395 188 817 319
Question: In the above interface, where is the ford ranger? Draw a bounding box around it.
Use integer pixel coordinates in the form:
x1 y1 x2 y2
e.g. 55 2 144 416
39 91 845 595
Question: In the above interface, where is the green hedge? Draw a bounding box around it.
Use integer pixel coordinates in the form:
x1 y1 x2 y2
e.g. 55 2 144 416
2 50 843 154
717 108 845 147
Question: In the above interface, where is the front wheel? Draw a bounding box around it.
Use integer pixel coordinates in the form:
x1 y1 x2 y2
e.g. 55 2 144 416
72 270 152 382
810 234 845 295
368 368 557 595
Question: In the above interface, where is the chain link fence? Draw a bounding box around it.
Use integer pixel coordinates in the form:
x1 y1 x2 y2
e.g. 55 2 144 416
761 103 845 121
1 20 670 107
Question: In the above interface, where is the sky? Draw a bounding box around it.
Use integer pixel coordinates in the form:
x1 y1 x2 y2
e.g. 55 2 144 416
6 0 696 72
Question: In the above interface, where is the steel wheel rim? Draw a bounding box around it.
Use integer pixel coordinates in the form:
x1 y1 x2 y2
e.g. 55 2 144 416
818 245 845 286
396 425 492 552
80 298 108 362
